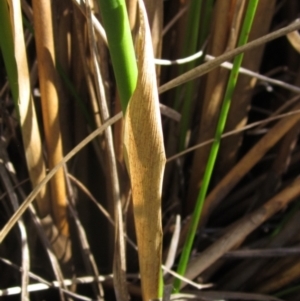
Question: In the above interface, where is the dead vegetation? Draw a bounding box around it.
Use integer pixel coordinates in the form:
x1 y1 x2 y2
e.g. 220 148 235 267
0 0 300 300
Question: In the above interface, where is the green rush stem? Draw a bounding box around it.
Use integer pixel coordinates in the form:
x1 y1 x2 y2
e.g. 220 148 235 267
178 0 214 151
0 0 19 116
198 0 214 49
174 0 203 150
97 0 137 113
173 0 259 292
174 0 203 111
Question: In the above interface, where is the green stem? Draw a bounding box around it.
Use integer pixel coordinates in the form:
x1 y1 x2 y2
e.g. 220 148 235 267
97 0 137 112
0 0 19 116
178 0 214 151
173 0 259 292
173 0 203 150
174 0 203 111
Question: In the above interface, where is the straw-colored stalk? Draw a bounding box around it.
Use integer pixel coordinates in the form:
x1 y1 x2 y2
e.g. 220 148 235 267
9 0 51 218
123 1 166 300
32 0 69 236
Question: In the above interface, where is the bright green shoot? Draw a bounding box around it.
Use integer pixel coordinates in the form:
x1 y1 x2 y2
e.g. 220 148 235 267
97 0 137 113
173 0 259 292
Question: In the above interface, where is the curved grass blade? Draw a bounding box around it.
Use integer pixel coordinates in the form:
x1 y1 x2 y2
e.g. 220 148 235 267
123 1 166 300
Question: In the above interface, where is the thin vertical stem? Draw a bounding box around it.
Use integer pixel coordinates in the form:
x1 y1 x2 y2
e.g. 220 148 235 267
32 0 69 236
173 0 259 292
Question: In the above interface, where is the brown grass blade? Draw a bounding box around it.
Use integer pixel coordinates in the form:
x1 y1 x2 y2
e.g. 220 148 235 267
182 176 300 288
215 0 276 180
123 1 166 300
3 149 68 300
53 0 74 155
158 20 300 94
0 157 29 301
32 0 69 236
144 0 163 58
260 73 300 203
172 291 283 301
144 0 163 80
126 0 138 31
202 103 300 221
10 0 50 217
287 25 300 54
187 0 246 212
176 103 300 263
66 173 104 298
0 112 122 244
220 210 300 291
256 259 300 293
85 0 128 299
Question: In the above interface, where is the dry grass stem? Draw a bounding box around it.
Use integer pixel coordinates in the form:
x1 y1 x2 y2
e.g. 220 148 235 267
123 1 166 300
